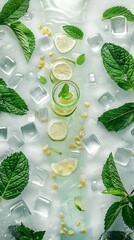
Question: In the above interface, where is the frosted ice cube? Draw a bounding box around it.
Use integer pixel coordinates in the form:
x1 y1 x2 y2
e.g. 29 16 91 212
87 33 103 52
114 147 133 166
98 92 114 108
88 73 96 86
82 134 101 156
36 107 49 122
8 73 23 89
31 167 49 186
0 126 7 141
0 27 5 39
111 16 128 36
103 25 109 32
7 135 24 152
0 56 16 75
34 196 51 217
39 36 53 51
91 180 104 192
10 200 31 223
24 11 33 21
131 128 134 137
21 122 37 141
30 85 49 104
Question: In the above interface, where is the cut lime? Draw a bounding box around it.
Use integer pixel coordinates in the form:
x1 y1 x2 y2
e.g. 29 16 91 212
52 57 75 65
59 93 76 104
54 34 76 53
47 120 68 141
52 61 73 81
74 196 85 211
51 158 78 176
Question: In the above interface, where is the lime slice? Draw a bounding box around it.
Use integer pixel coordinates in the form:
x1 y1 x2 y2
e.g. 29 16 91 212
52 57 75 65
51 158 78 176
54 34 76 53
47 120 68 141
74 196 85 211
59 93 76 104
52 61 73 81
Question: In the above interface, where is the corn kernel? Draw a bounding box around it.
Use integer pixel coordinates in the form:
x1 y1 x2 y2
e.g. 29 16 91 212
60 222 65 227
78 184 83 189
67 164 73 170
49 52 54 57
63 227 68 233
76 141 81 146
40 56 44 61
80 126 85 131
79 132 84 139
43 145 49 152
84 102 90 108
53 183 58 190
40 61 45 67
81 113 88 119
69 144 76 149
68 230 75 236
76 221 81 226
60 213 65 219
80 228 87 233
82 181 87 187
38 24 43 30
48 31 52 37
46 150 51 156
42 28 48 35
75 135 80 141
51 172 57 179
38 64 42 69
60 230 65 235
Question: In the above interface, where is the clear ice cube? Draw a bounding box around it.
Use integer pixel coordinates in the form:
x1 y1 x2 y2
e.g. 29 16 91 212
0 56 16 75
10 200 31 223
111 16 128 36
8 73 23 89
24 11 33 21
39 36 53 52
88 73 96 86
34 196 51 217
114 147 133 166
131 128 134 137
82 134 101 156
98 92 114 108
87 33 103 52
30 85 49 104
36 107 49 122
0 126 7 141
7 135 24 152
103 25 109 33
21 122 37 141
91 180 104 192
31 167 49 186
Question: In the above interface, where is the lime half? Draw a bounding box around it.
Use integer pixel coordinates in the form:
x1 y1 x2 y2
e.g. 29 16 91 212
47 120 68 141
51 158 78 176
74 196 85 211
52 61 73 81
54 34 76 53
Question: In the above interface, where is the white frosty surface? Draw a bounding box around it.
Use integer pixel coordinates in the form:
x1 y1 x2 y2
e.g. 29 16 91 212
0 0 134 239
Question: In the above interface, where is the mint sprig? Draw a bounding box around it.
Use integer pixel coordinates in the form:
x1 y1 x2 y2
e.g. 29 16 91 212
99 231 133 240
102 6 134 22
63 25 84 40
58 83 73 100
0 79 28 115
102 153 134 231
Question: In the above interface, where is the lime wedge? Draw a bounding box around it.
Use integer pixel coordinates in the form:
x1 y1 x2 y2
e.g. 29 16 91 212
74 196 85 211
47 120 68 141
54 34 76 53
51 158 78 176
52 61 73 81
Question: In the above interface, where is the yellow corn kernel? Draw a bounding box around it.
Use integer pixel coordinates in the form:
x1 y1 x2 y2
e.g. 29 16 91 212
76 141 81 147
40 56 44 61
43 145 49 152
84 102 90 108
68 230 75 236
75 135 80 141
80 126 85 131
40 61 45 67
76 221 81 226
53 183 58 190
38 64 42 69
79 132 84 139
67 164 73 170
48 31 52 37
51 172 57 179
42 28 48 35
60 222 65 227
46 150 51 156
38 24 43 30
81 113 88 119
49 52 54 57
80 228 87 233
78 184 83 189
82 181 87 187
69 144 76 149
60 213 65 219
60 230 65 235
63 227 68 233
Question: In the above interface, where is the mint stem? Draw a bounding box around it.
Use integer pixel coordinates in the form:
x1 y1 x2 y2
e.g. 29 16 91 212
130 189 134 195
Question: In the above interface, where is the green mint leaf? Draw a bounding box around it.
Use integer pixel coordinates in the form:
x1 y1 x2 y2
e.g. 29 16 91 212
122 205 134 230
129 196 134 209
103 189 127 197
0 78 7 86
77 54 86 65
102 153 127 194
101 43 134 91
98 102 134 132
99 231 133 240
63 25 84 40
58 83 73 100
38 76 47 85
103 6 134 22
33 231 46 240
0 152 29 200
10 21 35 62
104 202 124 231
0 0 30 24
0 79 28 115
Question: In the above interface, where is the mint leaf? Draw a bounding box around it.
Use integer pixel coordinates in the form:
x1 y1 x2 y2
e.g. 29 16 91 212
103 6 134 22
102 153 127 194
38 76 47 85
0 0 30 24
63 25 84 40
99 231 133 240
129 196 134 209
0 79 28 115
103 189 127 197
122 205 134 229
0 152 29 200
10 21 35 62
104 202 123 231
58 83 73 100
98 102 134 132
77 54 86 65
101 43 134 91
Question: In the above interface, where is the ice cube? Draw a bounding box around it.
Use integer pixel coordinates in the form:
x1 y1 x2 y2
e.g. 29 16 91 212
31 167 49 186
88 73 96 86
8 73 23 89
36 107 49 122
7 135 24 152
111 16 128 36
91 179 104 192
98 92 114 109
87 33 103 52
82 134 101 156
10 200 31 223
0 126 7 141
0 56 16 75
21 122 38 141
103 25 109 33
39 36 53 52
114 147 133 166
30 85 49 104
131 128 134 137
34 196 51 217
24 11 33 21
